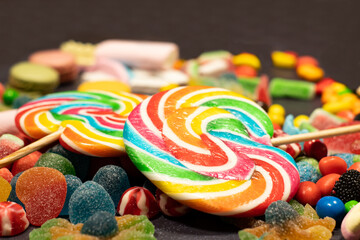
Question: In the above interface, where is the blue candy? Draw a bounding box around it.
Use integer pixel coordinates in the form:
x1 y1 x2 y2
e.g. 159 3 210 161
283 114 309 148
296 161 321 183
7 172 24 208
69 181 115 224
92 165 130 206
265 200 299 226
60 175 82 216
316 196 346 223
81 211 118 237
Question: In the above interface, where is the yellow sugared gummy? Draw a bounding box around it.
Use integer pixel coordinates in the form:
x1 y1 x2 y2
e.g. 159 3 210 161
271 51 297 69
0 176 11 202
296 64 324 82
294 115 309 128
233 53 261 69
268 104 286 116
77 81 131 93
269 113 285 126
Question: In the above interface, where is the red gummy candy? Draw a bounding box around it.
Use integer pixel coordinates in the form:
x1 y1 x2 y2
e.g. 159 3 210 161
156 189 190 217
15 167 67 226
0 201 29 236
0 168 13 183
11 151 42 176
117 187 160 219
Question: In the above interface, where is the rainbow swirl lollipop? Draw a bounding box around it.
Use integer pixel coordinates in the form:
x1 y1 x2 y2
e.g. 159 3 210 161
123 86 300 217
15 90 145 157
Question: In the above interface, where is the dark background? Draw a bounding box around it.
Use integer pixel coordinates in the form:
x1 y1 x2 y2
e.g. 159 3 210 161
1 0 359 239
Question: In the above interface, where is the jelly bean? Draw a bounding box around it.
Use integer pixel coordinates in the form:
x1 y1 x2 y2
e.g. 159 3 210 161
0 202 29 236
293 114 309 127
0 176 11 202
234 65 257 78
316 196 346 222
296 56 319 67
319 156 347 176
315 78 335 95
270 77 316 100
268 104 286 116
349 162 360 171
271 51 297 68
16 167 67 226
268 112 285 126
296 64 324 82
295 181 322 206
2 89 19 106
233 52 261 69
344 200 358 213
315 173 340 196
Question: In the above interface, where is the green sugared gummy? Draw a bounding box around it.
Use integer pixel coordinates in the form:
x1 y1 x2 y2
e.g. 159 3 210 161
35 152 76 176
303 204 319 220
296 157 320 173
117 215 155 234
113 229 157 240
353 155 360 163
238 230 262 240
289 199 305 215
270 77 315 100
29 218 71 240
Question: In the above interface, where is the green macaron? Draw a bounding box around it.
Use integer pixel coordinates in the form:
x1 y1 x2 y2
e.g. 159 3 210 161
9 62 60 93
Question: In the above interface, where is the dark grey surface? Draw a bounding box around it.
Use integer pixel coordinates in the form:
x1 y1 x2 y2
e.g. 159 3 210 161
1 0 358 239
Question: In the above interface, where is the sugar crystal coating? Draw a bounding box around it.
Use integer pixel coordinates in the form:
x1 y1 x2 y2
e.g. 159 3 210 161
265 200 299 226
81 211 118 237
7 172 24 208
60 175 82 216
69 181 115 224
15 167 67 226
0 167 13 183
11 151 42 176
35 152 76 176
0 176 11 202
0 201 29 236
92 165 130 206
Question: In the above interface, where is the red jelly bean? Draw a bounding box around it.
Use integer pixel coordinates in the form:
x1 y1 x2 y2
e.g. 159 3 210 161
348 162 360 171
295 181 322 206
235 65 257 78
156 189 190 217
117 187 159 219
316 173 340 196
319 156 347 176
15 167 67 226
0 201 29 236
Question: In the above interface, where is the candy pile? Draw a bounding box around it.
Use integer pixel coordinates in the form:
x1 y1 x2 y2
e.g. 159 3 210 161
0 40 359 240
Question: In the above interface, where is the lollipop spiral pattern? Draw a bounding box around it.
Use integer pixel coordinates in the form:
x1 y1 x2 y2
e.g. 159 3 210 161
124 86 300 217
15 90 145 157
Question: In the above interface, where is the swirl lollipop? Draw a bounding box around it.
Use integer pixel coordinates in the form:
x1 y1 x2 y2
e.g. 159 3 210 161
0 90 145 167
123 86 300 217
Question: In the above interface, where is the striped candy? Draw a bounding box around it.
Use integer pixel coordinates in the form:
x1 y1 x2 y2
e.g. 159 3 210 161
123 86 300 217
15 90 145 157
117 187 160 219
0 201 29 236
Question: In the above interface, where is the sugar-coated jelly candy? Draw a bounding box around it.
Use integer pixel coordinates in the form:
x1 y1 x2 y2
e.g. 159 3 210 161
48 144 91 181
156 189 190 217
81 211 118 237
7 172 24 208
69 181 115 224
117 187 159 219
11 151 42 176
265 200 299 226
60 175 82 216
270 77 316 100
0 167 13 183
92 165 130 207
34 152 76 176
0 201 29 236
316 196 346 223
0 176 11 202
29 215 156 239
0 134 24 159
16 167 67 226
271 51 297 69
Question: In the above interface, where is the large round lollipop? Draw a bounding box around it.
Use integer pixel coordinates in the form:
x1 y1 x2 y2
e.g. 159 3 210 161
15 90 145 157
123 86 300 217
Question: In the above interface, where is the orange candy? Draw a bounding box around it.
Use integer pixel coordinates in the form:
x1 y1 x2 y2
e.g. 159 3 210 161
319 156 347 176
16 167 67 226
316 173 340 196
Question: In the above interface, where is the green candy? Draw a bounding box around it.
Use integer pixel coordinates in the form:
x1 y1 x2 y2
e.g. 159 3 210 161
34 153 76 176
345 200 359 212
9 62 59 93
3 88 19 105
270 77 315 100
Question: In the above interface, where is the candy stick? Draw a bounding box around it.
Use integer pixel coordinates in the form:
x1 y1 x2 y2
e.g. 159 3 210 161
271 124 360 146
0 129 63 168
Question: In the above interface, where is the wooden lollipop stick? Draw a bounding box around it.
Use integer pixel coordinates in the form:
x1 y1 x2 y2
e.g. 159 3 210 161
271 124 360 146
0 128 64 168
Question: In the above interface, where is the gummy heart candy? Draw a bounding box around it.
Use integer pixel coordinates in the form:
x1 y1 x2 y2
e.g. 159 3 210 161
16 167 67 226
